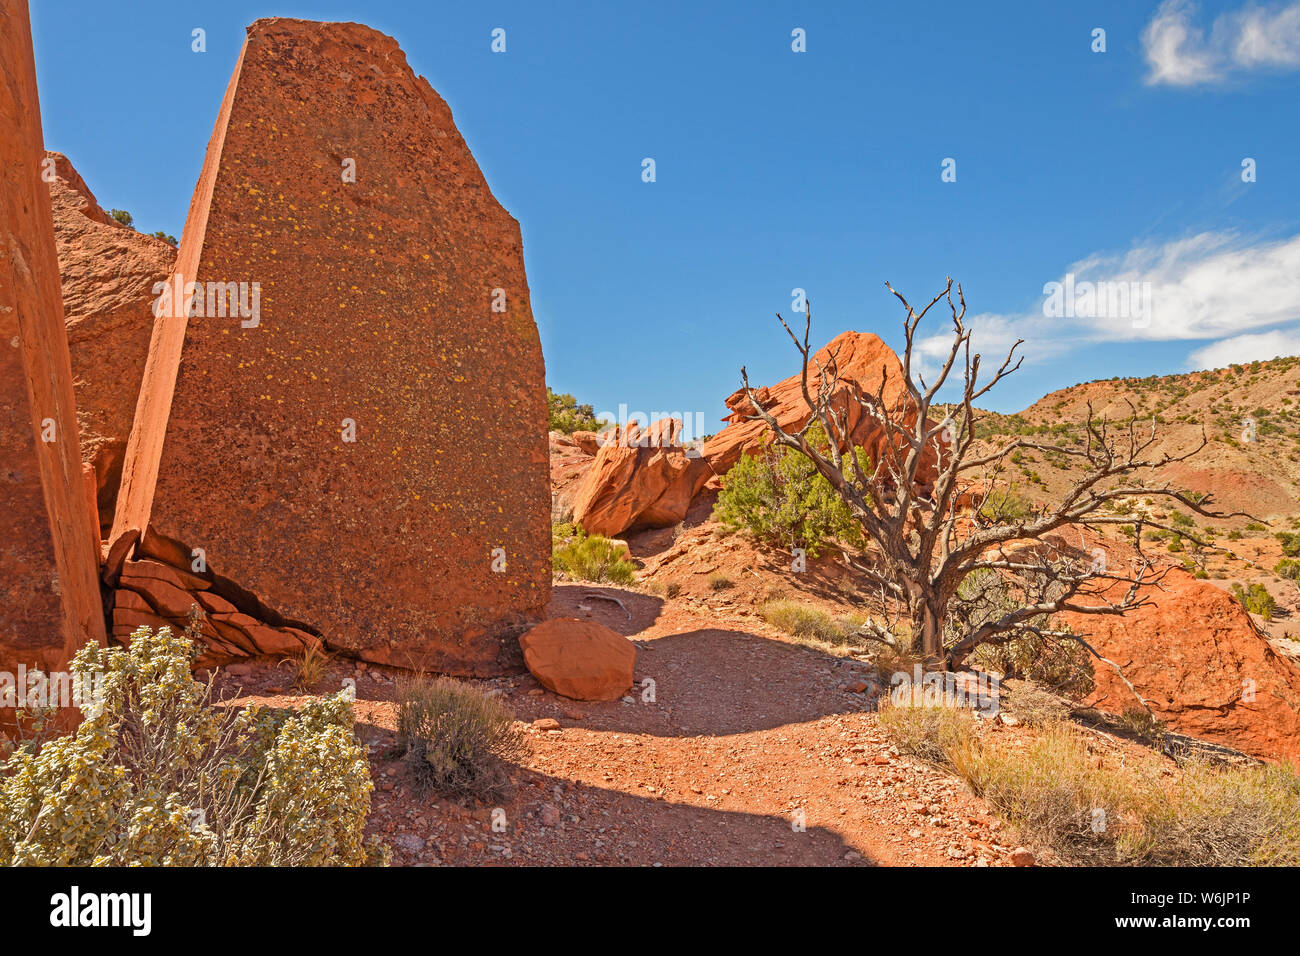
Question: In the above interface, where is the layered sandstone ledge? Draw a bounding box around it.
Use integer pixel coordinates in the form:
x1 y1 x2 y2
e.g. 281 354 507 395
105 527 319 669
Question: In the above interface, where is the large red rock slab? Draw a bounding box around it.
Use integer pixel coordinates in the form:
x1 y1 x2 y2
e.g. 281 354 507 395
519 618 636 701
111 18 549 674
702 331 940 492
46 151 175 532
1061 568 1300 765
0 0 107 680
572 419 713 537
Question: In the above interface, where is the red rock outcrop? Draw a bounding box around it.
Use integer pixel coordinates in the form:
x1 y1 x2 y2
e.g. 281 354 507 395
105 526 321 668
45 151 176 532
572 418 712 538
110 18 549 675
702 331 940 492
519 618 636 701
1061 566 1300 765
0 0 107 679
550 430 597 521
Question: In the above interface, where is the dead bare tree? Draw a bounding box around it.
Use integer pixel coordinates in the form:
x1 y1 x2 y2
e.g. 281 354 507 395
738 278 1241 678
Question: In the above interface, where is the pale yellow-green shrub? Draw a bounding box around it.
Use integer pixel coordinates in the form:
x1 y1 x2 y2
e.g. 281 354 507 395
0 626 377 866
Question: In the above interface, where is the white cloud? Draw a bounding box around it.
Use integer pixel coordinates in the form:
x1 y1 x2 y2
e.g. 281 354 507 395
1232 2 1300 66
1078 232 1300 341
1187 328 1300 368
910 231 1300 389
1144 0 1223 85
1143 0 1300 86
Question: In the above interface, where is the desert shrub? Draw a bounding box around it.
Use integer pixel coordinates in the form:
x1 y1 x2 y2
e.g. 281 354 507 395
1228 529 1243 540
552 524 636 585
876 701 976 771
1232 582 1276 620
547 387 599 434
1002 681 1069 727
954 569 1094 698
396 677 524 799
952 722 1300 866
977 486 1034 523
1274 558 1300 580
971 631 1095 699
1276 532 1300 557
1117 706 1169 747
760 599 869 646
151 230 178 247
108 208 133 227
665 581 682 598
708 572 735 591
0 627 375 866
712 427 868 557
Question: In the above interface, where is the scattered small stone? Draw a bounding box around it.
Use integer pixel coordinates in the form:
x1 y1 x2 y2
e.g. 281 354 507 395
533 717 561 731
539 804 561 827
394 832 425 853
1010 847 1036 867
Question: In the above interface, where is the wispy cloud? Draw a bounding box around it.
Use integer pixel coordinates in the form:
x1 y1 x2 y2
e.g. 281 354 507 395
1143 0 1300 87
913 231 1300 384
1188 328 1300 367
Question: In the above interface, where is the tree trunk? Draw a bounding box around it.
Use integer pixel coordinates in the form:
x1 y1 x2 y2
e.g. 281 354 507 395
911 599 944 665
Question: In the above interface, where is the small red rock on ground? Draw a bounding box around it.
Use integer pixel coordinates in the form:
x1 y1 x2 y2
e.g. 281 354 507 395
519 617 636 702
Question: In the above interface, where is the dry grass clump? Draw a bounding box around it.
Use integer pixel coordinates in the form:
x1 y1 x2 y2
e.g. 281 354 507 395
876 701 977 770
759 599 869 647
281 641 330 690
1002 680 1069 728
879 703 1300 866
396 677 525 800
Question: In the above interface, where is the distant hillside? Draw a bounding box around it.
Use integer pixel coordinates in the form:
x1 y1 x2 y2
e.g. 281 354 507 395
970 354 1300 523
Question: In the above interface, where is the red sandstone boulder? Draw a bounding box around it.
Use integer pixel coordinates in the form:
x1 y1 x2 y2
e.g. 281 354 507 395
570 430 603 456
549 430 597 521
46 151 175 532
702 331 940 492
572 418 712 537
519 618 636 701
110 18 550 675
1061 567 1300 765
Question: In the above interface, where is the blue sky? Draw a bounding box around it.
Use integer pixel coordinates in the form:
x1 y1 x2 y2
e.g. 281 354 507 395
30 0 1300 425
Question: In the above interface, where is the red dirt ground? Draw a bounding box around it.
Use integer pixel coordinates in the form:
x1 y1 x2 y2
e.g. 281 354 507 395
215 583 1021 867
